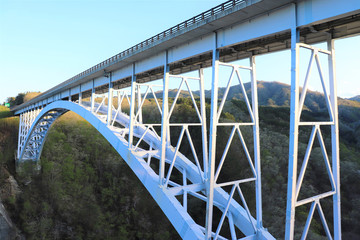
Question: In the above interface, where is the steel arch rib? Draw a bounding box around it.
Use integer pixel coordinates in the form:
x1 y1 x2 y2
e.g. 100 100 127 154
19 101 274 240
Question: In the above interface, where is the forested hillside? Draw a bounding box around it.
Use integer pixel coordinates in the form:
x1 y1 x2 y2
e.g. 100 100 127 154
349 95 360 102
0 82 359 239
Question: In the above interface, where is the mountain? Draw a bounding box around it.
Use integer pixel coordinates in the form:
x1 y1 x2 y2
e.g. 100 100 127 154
204 80 360 112
349 95 360 102
155 80 360 148
206 80 360 147
152 81 360 142
153 80 348 112
208 81 292 107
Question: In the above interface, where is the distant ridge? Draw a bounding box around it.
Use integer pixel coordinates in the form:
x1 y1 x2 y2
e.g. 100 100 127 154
153 80 360 112
203 81 360 112
349 95 360 102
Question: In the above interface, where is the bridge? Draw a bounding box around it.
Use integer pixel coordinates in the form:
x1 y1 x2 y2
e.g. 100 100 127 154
11 0 360 239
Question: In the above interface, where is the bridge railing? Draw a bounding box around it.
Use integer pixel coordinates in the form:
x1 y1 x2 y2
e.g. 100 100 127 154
67 0 247 83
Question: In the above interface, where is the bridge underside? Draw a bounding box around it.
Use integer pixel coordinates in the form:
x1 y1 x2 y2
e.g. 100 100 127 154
120 14 360 90
69 10 360 97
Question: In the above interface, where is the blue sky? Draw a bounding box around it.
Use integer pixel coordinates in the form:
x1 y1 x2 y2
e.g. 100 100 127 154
0 0 359 104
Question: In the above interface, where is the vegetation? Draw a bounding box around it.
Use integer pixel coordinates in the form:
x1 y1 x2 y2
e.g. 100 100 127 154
0 105 14 119
1 111 178 240
23 92 41 103
4 92 41 107
0 83 359 239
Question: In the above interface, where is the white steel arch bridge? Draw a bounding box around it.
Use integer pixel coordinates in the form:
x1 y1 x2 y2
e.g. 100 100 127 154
11 0 360 239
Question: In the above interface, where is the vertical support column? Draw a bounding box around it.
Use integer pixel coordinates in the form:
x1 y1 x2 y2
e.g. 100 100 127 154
30 108 34 124
198 68 208 180
137 84 143 124
91 79 95 113
79 84 82 105
160 51 169 185
26 110 30 135
17 113 23 159
183 168 188 211
26 111 29 137
328 37 341 240
68 89 71 101
137 85 143 123
250 55 263 229
23 111 28 143
28 109 32 127
128 64 136 148
33 107 36 122
285 25 300 240
107 72 113 126
206 32 219 239
31 108 34 126
117 91 121 113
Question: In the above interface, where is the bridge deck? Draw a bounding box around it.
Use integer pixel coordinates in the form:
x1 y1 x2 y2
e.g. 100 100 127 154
11 0 360 114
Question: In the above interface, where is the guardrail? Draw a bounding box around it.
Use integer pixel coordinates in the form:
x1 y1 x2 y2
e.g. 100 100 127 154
68 0 246 81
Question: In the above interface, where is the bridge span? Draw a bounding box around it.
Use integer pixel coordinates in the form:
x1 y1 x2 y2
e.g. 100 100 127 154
11 0 360 239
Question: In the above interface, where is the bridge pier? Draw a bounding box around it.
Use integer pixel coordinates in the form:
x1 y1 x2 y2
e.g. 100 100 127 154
328 38 341 240
128 63 137 148
206 32 265 239
160 51 170 184
107 72 113 126
78 84 82 105
285 27 341 240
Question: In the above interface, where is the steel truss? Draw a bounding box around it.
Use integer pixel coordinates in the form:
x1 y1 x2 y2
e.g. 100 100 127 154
18 108 66 162
285 28 341 240
206 36 266 239
15 33 342 237
16 49 273 239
